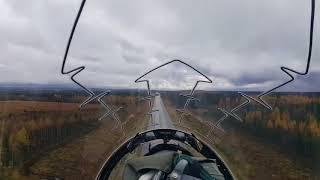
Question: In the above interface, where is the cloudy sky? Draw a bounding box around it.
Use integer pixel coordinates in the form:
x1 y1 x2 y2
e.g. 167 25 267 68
0 0 319 91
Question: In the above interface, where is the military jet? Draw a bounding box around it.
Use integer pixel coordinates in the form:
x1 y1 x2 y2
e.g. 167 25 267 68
61 0 316 179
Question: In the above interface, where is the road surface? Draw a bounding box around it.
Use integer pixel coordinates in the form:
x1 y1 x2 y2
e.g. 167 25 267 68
142 94 174 154
148 94 174 129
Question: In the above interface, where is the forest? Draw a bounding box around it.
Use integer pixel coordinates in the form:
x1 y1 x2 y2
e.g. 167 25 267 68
0 89 144 179
164 91 320 177
1 89 320 179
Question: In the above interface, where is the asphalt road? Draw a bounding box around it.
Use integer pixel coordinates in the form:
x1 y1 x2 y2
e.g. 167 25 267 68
142 94 174 154
148 94 174 129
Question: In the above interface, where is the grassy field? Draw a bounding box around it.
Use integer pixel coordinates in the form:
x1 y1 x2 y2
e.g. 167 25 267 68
0 101 98 113
30 111 148 179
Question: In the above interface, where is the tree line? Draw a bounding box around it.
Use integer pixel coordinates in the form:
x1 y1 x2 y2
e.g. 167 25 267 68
0 94 142 174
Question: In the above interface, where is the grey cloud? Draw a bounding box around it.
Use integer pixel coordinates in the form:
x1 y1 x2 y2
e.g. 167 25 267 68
119 39 147 64
279 71 320 92
229 72 280 87
0 0 319 92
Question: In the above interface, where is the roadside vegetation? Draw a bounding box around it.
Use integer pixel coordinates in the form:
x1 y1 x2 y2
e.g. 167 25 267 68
0 90 148 179
164 91 320 180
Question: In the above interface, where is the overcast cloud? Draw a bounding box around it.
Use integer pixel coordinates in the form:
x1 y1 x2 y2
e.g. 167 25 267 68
0 0 319 91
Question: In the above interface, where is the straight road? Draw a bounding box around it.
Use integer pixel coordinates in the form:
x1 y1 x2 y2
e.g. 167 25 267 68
148 94 174 129
142 94 174 154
